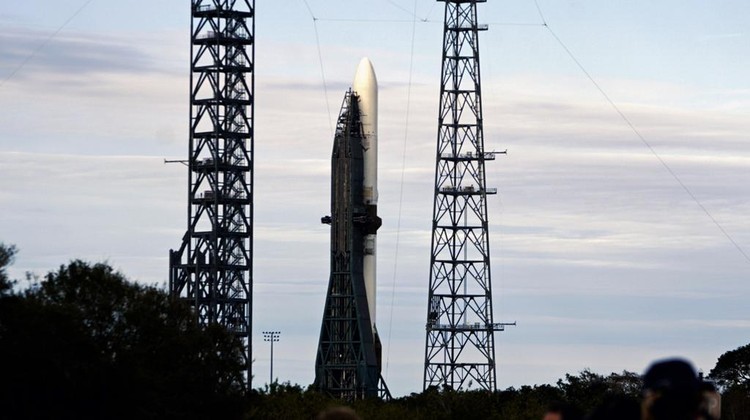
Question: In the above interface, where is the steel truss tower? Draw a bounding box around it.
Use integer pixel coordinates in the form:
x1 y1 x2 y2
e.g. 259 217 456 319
423 0 511 391
315 91 390 400
169 0 255 388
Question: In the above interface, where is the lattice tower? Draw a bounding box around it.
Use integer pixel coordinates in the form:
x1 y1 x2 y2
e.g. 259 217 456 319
169 0 255 388
423 0 510 392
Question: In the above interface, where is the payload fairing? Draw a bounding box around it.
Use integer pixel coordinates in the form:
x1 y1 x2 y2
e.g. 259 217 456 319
354 58 379 334
315 58 389 399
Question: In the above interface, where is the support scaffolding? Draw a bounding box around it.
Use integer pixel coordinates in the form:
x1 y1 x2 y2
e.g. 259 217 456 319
169 0 255 388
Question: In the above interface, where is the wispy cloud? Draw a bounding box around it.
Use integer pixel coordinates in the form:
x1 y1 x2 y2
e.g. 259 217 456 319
700 33 743 42
0 27 168 81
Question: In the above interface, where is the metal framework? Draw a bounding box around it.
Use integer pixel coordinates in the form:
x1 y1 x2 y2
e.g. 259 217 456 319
315 92 390 400
423 0 511 391
169 0 255 388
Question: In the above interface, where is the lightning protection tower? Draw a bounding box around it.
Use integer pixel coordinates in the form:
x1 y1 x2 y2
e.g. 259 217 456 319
423 0 511 391
169 0 255 388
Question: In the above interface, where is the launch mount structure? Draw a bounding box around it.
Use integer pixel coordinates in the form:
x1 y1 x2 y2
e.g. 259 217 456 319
423 0 513 392
316 86 390 400
169 0 255 388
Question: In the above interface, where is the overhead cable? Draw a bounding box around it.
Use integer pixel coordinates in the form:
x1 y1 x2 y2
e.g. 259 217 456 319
533 0 750 264
385 0 420 378
0 0 95 90
302 0 334 137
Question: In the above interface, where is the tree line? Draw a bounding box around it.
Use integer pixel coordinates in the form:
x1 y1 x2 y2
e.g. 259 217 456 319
1 243 748 419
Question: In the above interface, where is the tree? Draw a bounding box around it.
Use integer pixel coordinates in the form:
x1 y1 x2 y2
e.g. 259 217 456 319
706 344 750 420
0 260 247 419
554 369 641 414
709 343 750 391
0 242 17 295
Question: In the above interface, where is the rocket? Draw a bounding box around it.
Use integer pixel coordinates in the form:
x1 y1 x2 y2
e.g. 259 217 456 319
353 57 379 334
316 58 388 397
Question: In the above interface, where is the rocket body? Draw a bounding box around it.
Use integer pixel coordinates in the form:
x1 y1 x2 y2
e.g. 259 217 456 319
353 58 379 333
315 58 387 397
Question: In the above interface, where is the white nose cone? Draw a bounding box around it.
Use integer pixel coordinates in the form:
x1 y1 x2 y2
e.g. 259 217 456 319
353 57 377 101
353 58 379 330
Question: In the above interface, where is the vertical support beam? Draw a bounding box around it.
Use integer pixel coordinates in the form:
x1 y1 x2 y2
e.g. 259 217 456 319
423 0 508 392
170 0 255 389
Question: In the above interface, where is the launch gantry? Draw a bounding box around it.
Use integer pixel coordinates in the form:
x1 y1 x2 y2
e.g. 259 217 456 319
169 0 255 388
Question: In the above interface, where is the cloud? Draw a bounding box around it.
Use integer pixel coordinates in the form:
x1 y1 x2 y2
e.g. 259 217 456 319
0 152 184 280
0 26 189 157
699 33 743 42
263 80 350 93
0 26 170 81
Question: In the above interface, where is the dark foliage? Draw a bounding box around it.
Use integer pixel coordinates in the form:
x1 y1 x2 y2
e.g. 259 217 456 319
3 250 749 419
556 369 642 413
709 343 750 420
0 260 246 420
246 383 333 419
709 343 750 391
719 387 750 420
0 242 17 295
244 373 636 419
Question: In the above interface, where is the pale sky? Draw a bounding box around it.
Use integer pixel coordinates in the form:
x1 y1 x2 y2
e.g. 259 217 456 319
1 0 749 396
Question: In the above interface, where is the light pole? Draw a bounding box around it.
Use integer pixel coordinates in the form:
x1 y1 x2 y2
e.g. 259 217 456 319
262 331 280 385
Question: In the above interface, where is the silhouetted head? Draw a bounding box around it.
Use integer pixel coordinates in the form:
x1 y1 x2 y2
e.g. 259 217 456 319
543 401 583 420
642 358 702 420
316 406 361 420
